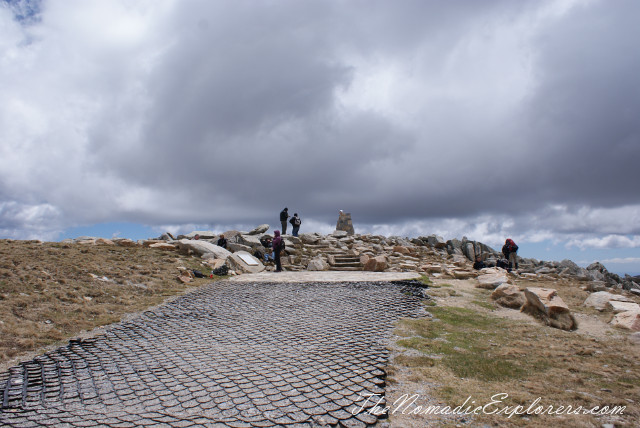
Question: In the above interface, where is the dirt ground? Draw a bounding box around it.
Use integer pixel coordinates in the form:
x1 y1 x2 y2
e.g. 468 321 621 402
386 277 640 427
0 239 218 373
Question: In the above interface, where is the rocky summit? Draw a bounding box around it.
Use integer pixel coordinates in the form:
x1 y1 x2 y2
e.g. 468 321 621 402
61 225 640 334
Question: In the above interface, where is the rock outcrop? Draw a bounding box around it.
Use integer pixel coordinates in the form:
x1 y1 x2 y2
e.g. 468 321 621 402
491 284 525 309
522 287 577 331
226 251 265 274
175 239 232 259
584 291 633 311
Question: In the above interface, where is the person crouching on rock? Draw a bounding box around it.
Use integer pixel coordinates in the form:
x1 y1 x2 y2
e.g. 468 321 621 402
473 256 486 270
260 235 274 263
502 238 519 271
217 234 227 249
272 230 285 272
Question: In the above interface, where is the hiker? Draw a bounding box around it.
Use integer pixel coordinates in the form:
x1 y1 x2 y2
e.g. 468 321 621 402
217 234 227 249
473 256 487 270
260 235 274 263
272 230 285 272
289 213 302 237
502 238 519 271
280 207 289 234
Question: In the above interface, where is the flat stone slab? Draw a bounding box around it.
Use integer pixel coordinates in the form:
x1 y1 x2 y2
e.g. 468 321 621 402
229 271 422 283
0 280 427 427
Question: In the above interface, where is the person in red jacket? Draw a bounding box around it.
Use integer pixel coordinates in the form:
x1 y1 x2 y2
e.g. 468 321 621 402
502 239 519 271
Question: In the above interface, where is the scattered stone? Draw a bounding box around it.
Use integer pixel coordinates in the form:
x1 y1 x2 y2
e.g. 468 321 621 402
491 284 525 309
95 238 115 245
606 301 640 314
203 259 227 270
392 246 410 255
522 287 577 331
628 332 640 345
180 231 218 240
585 281 607 292
175 239 232 259
584 291 633 311
451 269 476 279
610 310 640 332
177 271 193 283
476 268 509 289
363 255 388 272
227 242 252 253
307 256 328 271
149 243 177 251
114 238 137 247
246 224 269 235
426 235 446 249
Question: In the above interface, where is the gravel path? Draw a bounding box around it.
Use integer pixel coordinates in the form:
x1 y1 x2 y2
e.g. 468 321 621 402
1 279 427 427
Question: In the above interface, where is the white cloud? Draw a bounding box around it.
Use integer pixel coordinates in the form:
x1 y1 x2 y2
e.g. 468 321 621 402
601 257 640 265
567 235 640 250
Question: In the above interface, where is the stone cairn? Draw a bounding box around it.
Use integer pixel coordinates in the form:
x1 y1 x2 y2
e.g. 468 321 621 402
335 211 355 235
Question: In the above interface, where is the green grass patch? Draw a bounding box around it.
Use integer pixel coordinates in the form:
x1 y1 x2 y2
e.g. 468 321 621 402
398 307 548 382
417 275 432 286
394 354 436 367
471 299 496 310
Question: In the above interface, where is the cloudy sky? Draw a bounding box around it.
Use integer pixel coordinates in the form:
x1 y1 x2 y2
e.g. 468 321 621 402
1 0 639 274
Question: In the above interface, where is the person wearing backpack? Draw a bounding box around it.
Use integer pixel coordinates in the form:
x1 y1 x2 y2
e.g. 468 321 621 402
502 238 519 271
289 213 302 237
272 230 285 272
280 207 290 234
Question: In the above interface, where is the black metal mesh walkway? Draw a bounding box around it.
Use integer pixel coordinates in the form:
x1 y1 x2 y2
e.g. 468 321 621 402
1 281 426 427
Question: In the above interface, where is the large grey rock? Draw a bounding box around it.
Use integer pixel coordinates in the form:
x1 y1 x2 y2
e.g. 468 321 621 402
299 233 321 244
228 242 252 253
491 284 525 309
176 239 232 259
236 234 265 250
606 300 640 314
446 239 463 256
462 242 476 261
610 310 640 331
585 281 607 292
522 287 577 331
363 255 388 272
584 291 633 311
426 235 446 249
307 256 328 271
226 251 265 274
180 231 218 240
587 262 607 272
558 259 581 276
476 268 509 289
246 224 269 235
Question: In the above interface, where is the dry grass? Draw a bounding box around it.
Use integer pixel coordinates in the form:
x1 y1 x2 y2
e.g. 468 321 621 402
389 280 640 427
0 239 223 367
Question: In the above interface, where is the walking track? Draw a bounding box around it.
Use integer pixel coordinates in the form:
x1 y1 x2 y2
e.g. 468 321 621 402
1 273 426 427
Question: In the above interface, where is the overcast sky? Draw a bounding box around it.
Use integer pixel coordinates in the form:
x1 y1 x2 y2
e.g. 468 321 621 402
1 0 639 273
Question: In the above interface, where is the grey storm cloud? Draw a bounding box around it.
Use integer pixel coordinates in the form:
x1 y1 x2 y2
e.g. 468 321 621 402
1 0 639 247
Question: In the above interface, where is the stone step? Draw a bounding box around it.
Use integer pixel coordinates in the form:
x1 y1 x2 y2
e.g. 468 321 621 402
328 266 362 271
332 262 362 268
334 256 360 262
